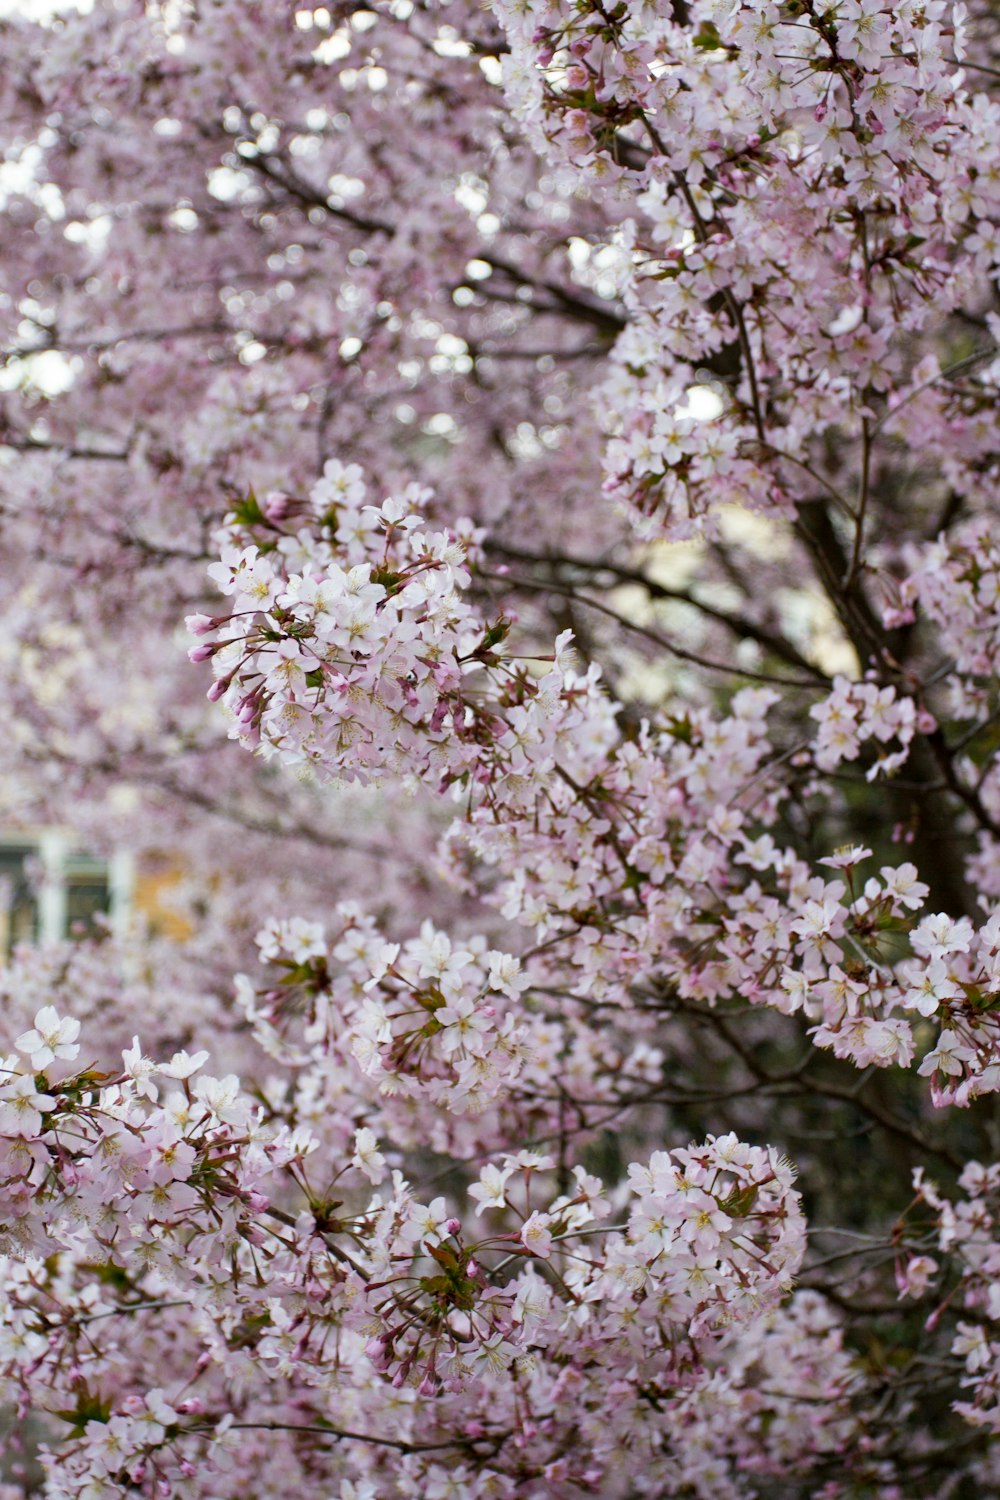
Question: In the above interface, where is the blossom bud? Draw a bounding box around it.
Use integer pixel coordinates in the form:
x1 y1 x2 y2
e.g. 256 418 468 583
207 677 230 702
187 641 217 663
365 1336 391 1371
185 612 217 635
445 1217 461 1236
263 490 293 522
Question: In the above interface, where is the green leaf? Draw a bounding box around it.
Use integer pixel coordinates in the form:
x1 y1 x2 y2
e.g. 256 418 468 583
481 618 511 652
371 565 404 594
874 914 910 933
692 21 721 49
427 1243 460 1272
231 490 265 526
53 1384 113 1438
664 714 694 744
81 1261 132 1290
719 1184 759 1217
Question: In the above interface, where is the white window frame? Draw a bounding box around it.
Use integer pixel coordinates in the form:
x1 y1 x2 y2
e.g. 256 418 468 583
0 832 133 949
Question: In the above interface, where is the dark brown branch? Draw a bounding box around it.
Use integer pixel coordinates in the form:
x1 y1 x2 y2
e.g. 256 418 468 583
479 569 824 689
486 539 827 680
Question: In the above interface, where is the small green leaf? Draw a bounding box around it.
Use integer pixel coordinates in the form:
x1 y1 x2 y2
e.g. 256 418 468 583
719 1184 759 1217
231 490 265 526
481 618 511 652
427 1243 460 1272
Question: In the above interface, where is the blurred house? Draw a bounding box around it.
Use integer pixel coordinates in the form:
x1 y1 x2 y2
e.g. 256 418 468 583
0 831 134 959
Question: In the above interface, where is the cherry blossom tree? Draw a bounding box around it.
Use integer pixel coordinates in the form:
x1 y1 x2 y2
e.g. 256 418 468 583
1 0 999 1495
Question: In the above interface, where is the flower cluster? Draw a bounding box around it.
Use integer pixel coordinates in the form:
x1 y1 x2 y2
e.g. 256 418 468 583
239 907 530 1116
202 471 1000 1105
609 1133 804 1335
906 516 1000 708
0 1008 303 1269
198 463 578 799
809 676 920 778
493 0 1000 541
910 1160 1000 1433
3 0 1000 1491
195 466 626 843
0 1003 815 1499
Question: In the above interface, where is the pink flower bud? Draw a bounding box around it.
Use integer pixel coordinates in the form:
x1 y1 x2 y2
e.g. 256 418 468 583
185 612 216 635
365 1336 390 1371
263 490 293 522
